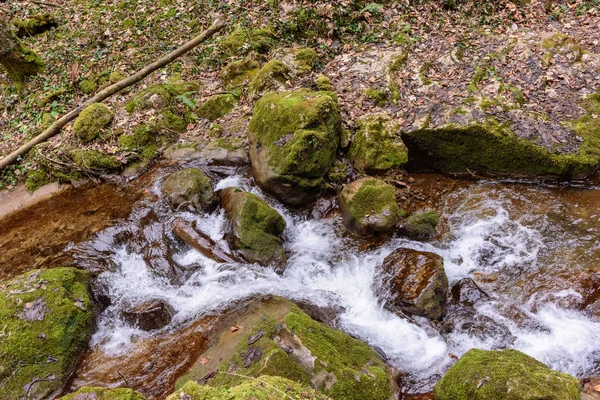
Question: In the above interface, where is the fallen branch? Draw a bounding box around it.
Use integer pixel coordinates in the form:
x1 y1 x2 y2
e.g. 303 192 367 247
0 18 226 171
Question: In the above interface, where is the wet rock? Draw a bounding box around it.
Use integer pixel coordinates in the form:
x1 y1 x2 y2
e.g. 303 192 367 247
199 138 249 166
309 197 336 220
442 304 515 346
219 188 286 270
349 113 408 172
60 387 146 399
433 349 581 400
176 297 395 400
339 177 402 237
248 89 342 205
121 299 174 331
163 168 216 212
0 268 93 399
172 218 241 264
581 377 600 400
381 248 448 321
73 103 114 144
400 210 440 240
451 278 490 305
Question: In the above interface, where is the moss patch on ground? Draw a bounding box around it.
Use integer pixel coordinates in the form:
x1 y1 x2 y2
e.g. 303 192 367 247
220 57 261 90
61 387 146 400
220 27 276 56
125 83 200 113
14 13 58 37
69 149 122 171
0 268 93 399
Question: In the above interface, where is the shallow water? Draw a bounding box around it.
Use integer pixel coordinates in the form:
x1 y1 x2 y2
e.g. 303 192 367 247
65 170 600 396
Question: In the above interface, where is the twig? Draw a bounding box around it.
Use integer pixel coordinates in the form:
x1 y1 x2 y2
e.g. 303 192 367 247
117 370 130 387
30 1 61 7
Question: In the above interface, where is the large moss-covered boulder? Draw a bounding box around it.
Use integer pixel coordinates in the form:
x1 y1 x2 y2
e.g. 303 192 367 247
381 248 448 320
434 349 581 400
220 56 261 90
248 89 342 205
61 387 146 400
73 103 114 143
220 28 276 56
168 376 327 400
163 168 215 212
219 188 286 270
0 268 93 399
176 297 394 400
339 178 402 237
349 113 408 172
197 94 237 121
248 60 291 98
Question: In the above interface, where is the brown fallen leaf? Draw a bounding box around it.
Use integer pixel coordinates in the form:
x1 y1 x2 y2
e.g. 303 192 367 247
594 384 600 392
199 358 210 365
230 325 239 333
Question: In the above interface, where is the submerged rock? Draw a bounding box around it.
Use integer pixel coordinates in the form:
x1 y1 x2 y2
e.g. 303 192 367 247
219 188 287 270
349 113 408 172
381 248 448 320
339 177 402 236
121 299 174 331
433 349 581 400
0 268 93 399
176 297 395 400
442 304 515 347
451 278 491 305
248 89 341 205
163 168 215 212
61 387 146 400
73 103 114 144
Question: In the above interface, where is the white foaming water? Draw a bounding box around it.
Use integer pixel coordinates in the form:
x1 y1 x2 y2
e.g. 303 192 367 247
88 179 600 388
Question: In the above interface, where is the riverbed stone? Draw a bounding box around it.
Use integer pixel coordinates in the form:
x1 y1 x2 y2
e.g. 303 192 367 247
451 278 490 305
339 177 402 236
382 248 448 320
349 113 408 172
433 348 581 400
60 387 146 400
248 89 342 205
0 267 93 399
401 209 440 240
175 297 394 400
163 168 215 212
73 103 114 143
121 299 174 331
219 187 286 269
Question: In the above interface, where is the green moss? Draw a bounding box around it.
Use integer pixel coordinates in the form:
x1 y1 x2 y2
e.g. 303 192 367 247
467 66 487 93
403 210 439 239
60 387 146 400
73 103 114 143
478 97 496 112
125 83 200 113
388 52 408 73
220 57 261 90
109 71 126 84
25 169 52 192
342 177 401 222
220 28 276 56
197 94 237 121
349 113 408 171
293 47 318 74
80 79 97 94
364 88 389 106
0 268 93 399
248 60 291 97
14 13 57 37
69 149 122 171
0 38 44 89
434 349 581 400
38 88 64 107
315 74 332 91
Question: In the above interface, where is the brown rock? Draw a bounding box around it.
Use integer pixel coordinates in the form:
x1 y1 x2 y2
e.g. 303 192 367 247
121 299 174 331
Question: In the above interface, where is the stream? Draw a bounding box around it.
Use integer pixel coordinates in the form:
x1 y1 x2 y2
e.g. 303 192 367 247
31 165 600 397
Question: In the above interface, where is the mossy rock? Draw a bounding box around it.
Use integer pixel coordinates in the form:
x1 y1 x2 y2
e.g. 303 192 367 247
220 28 276 56
315 74 333 91
349 113 408 172
197 94 237 121
248 60 292 98
0 268 93 399
25 169 52 192
272 47 319 75
169 376 327 400
60 387 146 400
248 89 342 205
219 188 287 270
339 178 402 237
69 149 122 171
125 82 200 113
163 168 215 212
176 297 393 400
434 349 581 400
364 88 389 107
0 35 44 89
109 71 126 84
402 210 440 240
403 117 600 179
14 13 57 37
220 56 261 90
80 79 97 94
73 103 114 143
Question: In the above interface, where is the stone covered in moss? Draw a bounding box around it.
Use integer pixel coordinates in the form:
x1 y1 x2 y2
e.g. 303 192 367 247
0 268 93 399
434 349 581 400
364 88 389 107
248 60 291 98
219 187 286 270
0 31 44 89
69 149 122 171
315 74 333 91
402 209 440 240
14 13 57 37
125 82 200 113
163 168 215 212
80 79 97 94
220 28 276 56
339 177 402 237
61 387 146 400
248 89 342 205
73 103 114 143
220 56 261 90
197 94 237 121
273 47 319 75
349 113 408 172
176 297 393 400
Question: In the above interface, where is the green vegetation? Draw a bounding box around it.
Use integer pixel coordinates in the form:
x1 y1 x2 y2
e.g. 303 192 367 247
248 60 291 97
220 27 276 56
13 13 57 37
73 103 114 143
197 94 237 121
403 210 440 239
61 387 146 400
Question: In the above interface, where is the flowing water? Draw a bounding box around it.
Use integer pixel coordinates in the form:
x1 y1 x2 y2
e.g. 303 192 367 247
55 168 600 396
